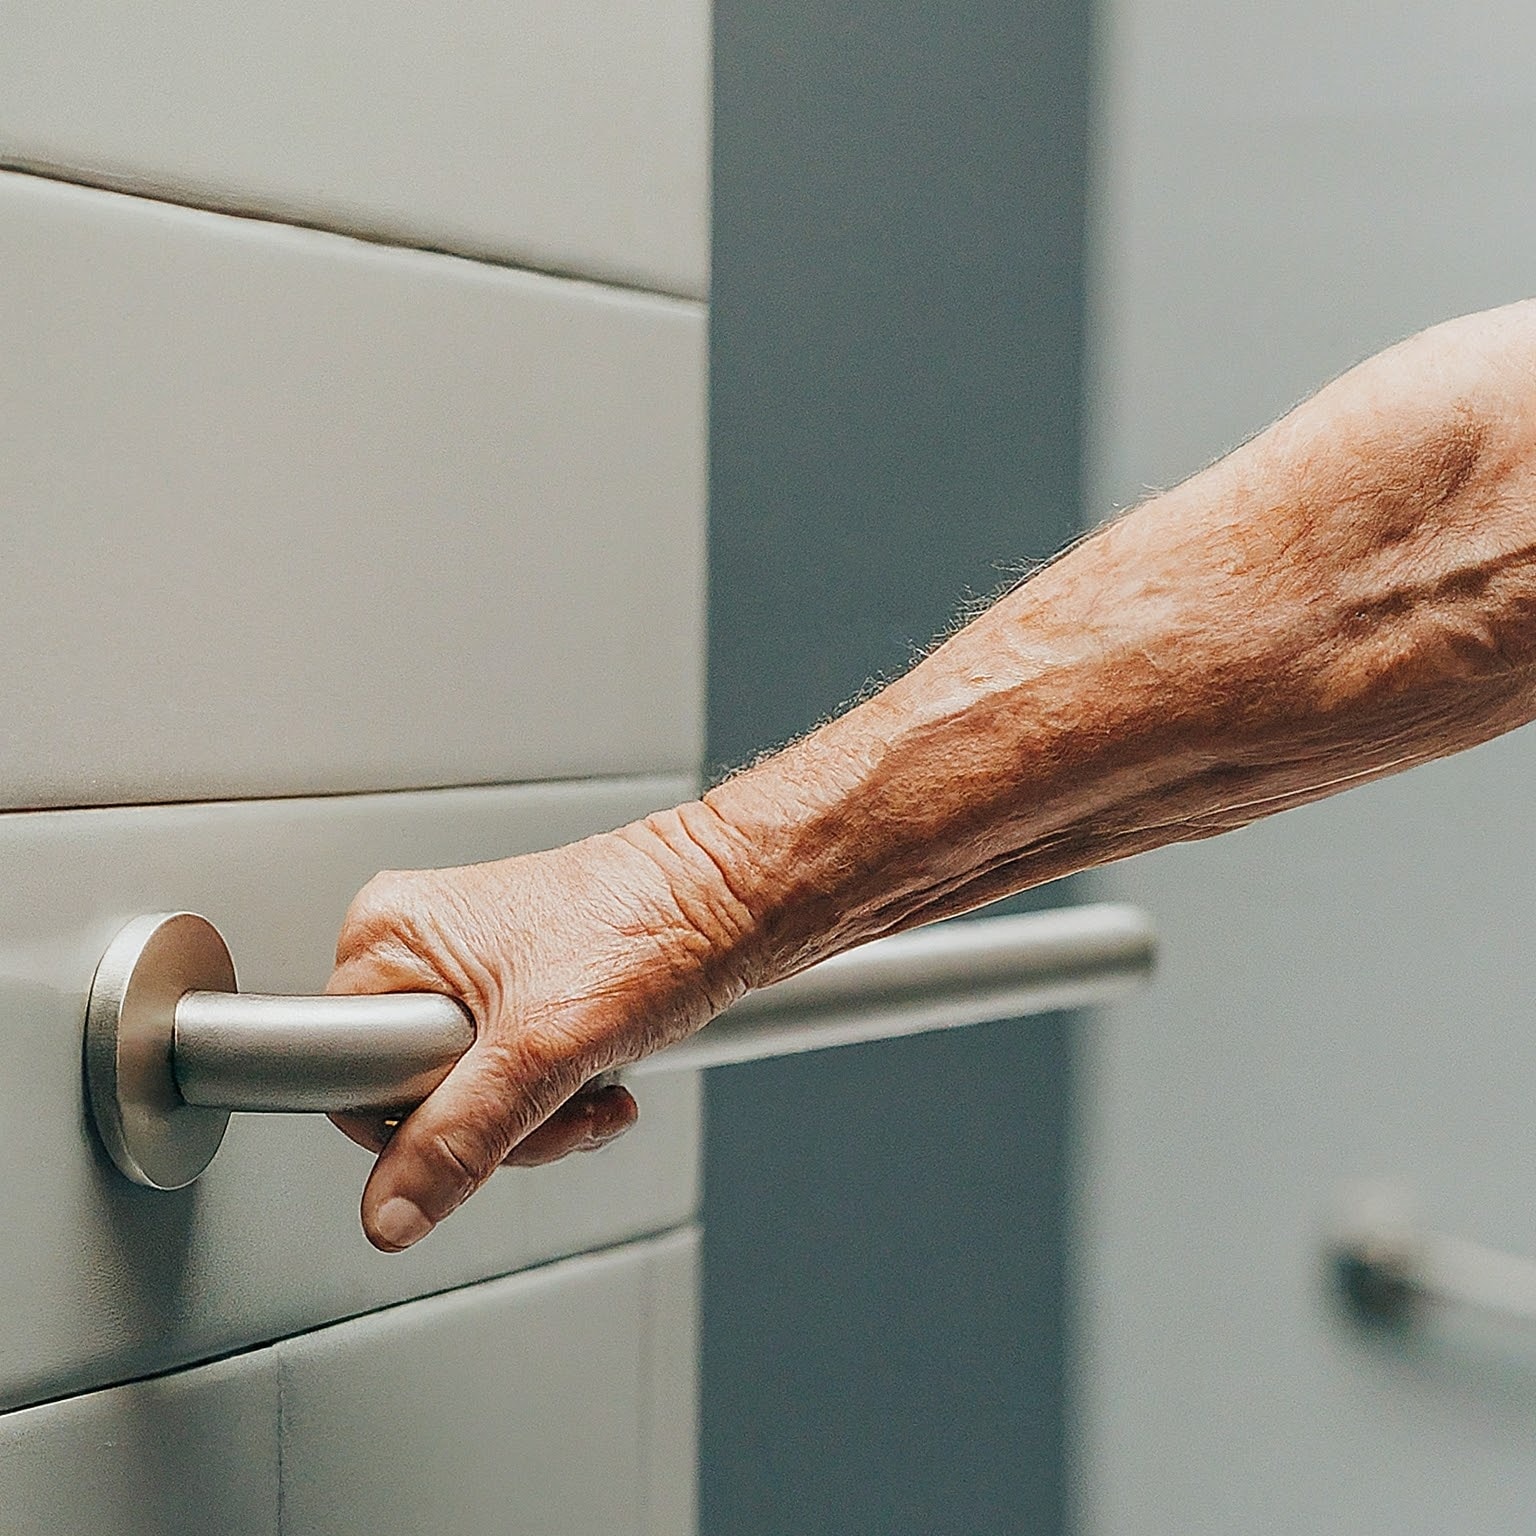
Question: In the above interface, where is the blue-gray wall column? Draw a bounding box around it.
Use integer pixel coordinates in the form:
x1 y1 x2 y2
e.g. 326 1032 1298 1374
704 2 1093 1530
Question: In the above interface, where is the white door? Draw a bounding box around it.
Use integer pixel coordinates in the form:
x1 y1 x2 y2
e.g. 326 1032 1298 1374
0 10 711 1529
1086 3 1536 1531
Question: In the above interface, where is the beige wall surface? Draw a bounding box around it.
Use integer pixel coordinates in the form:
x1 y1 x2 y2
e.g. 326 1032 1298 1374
0 0 709 296
0 777 701 1412
0 174 706 810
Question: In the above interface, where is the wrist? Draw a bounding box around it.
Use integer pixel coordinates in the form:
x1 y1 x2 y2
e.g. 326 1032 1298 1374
697 703 939 978
612 800 779 1005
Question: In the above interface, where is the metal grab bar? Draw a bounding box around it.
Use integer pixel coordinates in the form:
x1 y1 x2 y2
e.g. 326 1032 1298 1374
86 903 1155 1190
638 902 1154 1074
1332 1184 1536 1328
175 990 475 1114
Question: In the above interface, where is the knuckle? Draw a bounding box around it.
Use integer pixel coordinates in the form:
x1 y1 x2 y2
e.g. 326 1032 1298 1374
420 1126 493 1201
336 870 473 997
337 871 410 958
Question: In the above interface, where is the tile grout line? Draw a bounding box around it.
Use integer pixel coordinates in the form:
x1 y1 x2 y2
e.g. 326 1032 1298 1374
275 1348 288 1536
0 159 707 306
0 1223 694 1420
0 767 702 823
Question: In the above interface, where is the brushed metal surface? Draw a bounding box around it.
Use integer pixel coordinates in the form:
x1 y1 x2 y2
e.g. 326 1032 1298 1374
85 905 1154 1188
1332 1183 1536 1332
84 913 234 1191
175 990 475 1115
664 903 1154 1073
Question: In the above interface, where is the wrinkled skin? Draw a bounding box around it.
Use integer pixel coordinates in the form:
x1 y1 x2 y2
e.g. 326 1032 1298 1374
327 822 753 1250
331 301 1536 1252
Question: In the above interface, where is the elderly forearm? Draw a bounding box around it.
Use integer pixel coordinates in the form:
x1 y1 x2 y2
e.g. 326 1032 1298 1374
327 300 1536 1247
637 303 1536 989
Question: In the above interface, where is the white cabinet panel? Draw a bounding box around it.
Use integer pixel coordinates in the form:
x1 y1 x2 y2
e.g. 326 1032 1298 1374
279 1229 699 1536
1089 1 1536 508
0 776 702 1413
1093 740 1536 1535
0 1352 280 1536
0 173 706 811
0 1 709 296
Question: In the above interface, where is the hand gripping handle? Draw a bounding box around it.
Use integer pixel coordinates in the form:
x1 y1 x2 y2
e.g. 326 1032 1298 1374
85 904 1156 1189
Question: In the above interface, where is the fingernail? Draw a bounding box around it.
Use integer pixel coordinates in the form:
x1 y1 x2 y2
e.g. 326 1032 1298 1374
374 1196 433 1251
583 1121 628 1152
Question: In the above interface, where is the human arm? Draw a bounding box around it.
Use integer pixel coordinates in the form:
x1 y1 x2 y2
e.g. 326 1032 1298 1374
332 301 1536 1251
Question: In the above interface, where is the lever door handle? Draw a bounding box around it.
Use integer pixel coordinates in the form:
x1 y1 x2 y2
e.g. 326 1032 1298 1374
86 903 1155 1190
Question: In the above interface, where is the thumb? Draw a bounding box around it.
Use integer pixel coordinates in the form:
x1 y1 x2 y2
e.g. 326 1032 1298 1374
359 1037 560 1252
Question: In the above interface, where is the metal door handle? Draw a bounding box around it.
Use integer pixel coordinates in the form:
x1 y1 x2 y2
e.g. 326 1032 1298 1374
85 903 1155 1190
1332 1183 1536 1329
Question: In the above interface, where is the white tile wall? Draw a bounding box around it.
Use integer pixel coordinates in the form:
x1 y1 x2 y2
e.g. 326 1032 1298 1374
0 1353 280 1536
0 776 701 1412
279 1230 699 1536
0 1230 699 1536
0 0 709 296
0 173 707 811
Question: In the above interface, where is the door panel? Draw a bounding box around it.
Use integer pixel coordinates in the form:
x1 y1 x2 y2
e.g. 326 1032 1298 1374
0 172 706 811
0 1351 280 1536
1086 1 1536 1529
278 1228 699 1536
0 776 700 1412
0 1 708 296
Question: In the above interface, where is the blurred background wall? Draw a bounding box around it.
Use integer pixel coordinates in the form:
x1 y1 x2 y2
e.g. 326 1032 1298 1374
704 1 1091 1531
707 1 1536 1532
1084 3 1536 1533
